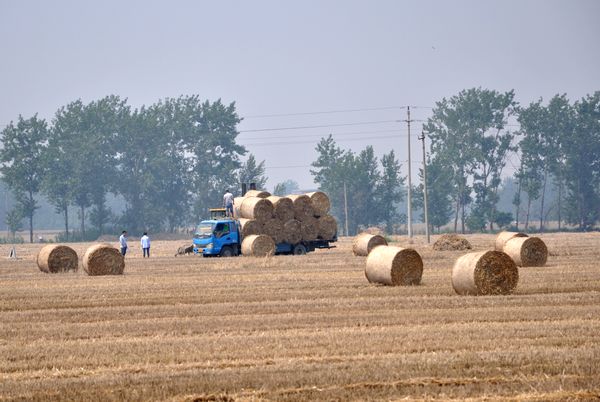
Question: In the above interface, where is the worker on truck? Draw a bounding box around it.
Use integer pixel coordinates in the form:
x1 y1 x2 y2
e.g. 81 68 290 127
223 189 234 217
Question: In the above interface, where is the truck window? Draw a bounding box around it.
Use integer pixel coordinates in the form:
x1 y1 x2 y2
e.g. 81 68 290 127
214 223 230 238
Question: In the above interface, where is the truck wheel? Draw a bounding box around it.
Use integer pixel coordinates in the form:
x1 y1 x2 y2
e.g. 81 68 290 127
293 244 307 255
220 246 234 257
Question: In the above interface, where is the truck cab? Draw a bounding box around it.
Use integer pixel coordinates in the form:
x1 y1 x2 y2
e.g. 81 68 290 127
193 219 240 257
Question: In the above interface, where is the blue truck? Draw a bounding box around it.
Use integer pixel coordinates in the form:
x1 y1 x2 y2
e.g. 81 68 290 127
192 209 336 257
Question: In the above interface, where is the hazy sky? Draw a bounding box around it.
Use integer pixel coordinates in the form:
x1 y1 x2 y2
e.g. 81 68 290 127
1 0 599 191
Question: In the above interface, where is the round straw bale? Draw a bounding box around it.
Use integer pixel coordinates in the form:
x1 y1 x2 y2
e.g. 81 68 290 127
503 236 548 267
365 246 423 286
306 191 330 217
239 196 273 222
262 218 284 243
286 194 315 221
82 244 125 276
317 215 337 240
495 231 528 251
452 251 518 295
352 232 388 256
432 233 472 251
36 244 78 273
241 234 275 257
267 195 295 222
300 216 318 241
233 197 246 218
244 189 270 198
238 218 262 238
281 219 302 244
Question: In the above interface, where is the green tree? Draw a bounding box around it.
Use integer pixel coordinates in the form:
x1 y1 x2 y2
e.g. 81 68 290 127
273 179 300 196
376 150 404 233
426 88 517 232
0 115 48 243
422 156 453 232
5 207 23 239
238 154 267 190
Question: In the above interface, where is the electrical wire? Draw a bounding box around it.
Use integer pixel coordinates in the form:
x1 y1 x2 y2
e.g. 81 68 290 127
239 119 400 133
243 106 409 119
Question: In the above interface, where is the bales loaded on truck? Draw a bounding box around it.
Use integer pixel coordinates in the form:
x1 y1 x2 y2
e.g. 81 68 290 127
193 190 337 256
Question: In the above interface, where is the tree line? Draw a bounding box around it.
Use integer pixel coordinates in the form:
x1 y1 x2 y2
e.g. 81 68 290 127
0 95 267 242
2 88 598 242
311 88 599 235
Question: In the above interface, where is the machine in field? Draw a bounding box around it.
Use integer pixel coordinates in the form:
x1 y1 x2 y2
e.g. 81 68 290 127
192 208 337 257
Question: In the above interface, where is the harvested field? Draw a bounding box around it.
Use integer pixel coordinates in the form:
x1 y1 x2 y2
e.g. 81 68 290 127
1 232 600 401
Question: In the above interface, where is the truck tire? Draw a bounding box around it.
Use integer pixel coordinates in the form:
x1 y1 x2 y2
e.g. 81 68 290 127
293 243 307 255
220 246 234 257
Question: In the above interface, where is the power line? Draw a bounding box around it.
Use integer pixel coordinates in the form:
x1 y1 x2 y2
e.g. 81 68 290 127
243 134 407 147
241 128 406 141
243 106 409 119
239 119 400 133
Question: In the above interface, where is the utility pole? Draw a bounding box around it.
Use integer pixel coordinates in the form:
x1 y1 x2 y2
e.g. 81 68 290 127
420 130 430 243
406 106 413 239
343 182 349 236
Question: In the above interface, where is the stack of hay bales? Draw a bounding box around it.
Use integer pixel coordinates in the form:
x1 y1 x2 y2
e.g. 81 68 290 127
234 190 337 254
495 231 548 267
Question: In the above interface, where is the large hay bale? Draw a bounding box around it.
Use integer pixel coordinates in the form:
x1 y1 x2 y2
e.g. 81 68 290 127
352 232 388 256
365 245 423 286
300 216 318 241
244 189 270 198
266 195 295 222
238 218 262 238
241 234 275 257
239 196 274 222
233 197 246 218
306 191 330 217
452 251 518 295
286 194 314 221
495 231 528 251
82 244 125 276
281 219 302 244
503 236 548 267
317 215 337 240
36 244 78 273
262 218 284 243
432 233 472 251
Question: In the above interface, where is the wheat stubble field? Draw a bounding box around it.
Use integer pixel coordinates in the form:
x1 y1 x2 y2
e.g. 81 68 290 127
1 233 600 401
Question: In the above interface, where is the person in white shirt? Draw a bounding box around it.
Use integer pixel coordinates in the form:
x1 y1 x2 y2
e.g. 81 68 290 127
223 189 235 217
119 231 128 256
141 232 151 258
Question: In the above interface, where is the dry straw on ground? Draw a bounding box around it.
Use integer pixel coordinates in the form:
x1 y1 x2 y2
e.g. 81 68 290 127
432 233 472 251
281 219 302 244
82 244 125 276
243 189 270 198
452 250 518 295
306 191 330 217
365 245 423 286
266 195 295 222
495 231 528 251
36 244 78 273
286 194 314 221
317 215 337 240
238 218 262 238
239 197 274 222
352 232 388 256
241 234 275 257
503 236 548 267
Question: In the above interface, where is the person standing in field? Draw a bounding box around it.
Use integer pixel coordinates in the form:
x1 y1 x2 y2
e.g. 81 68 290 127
119 230 128 256
141 232 151 258
223 189 234 217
